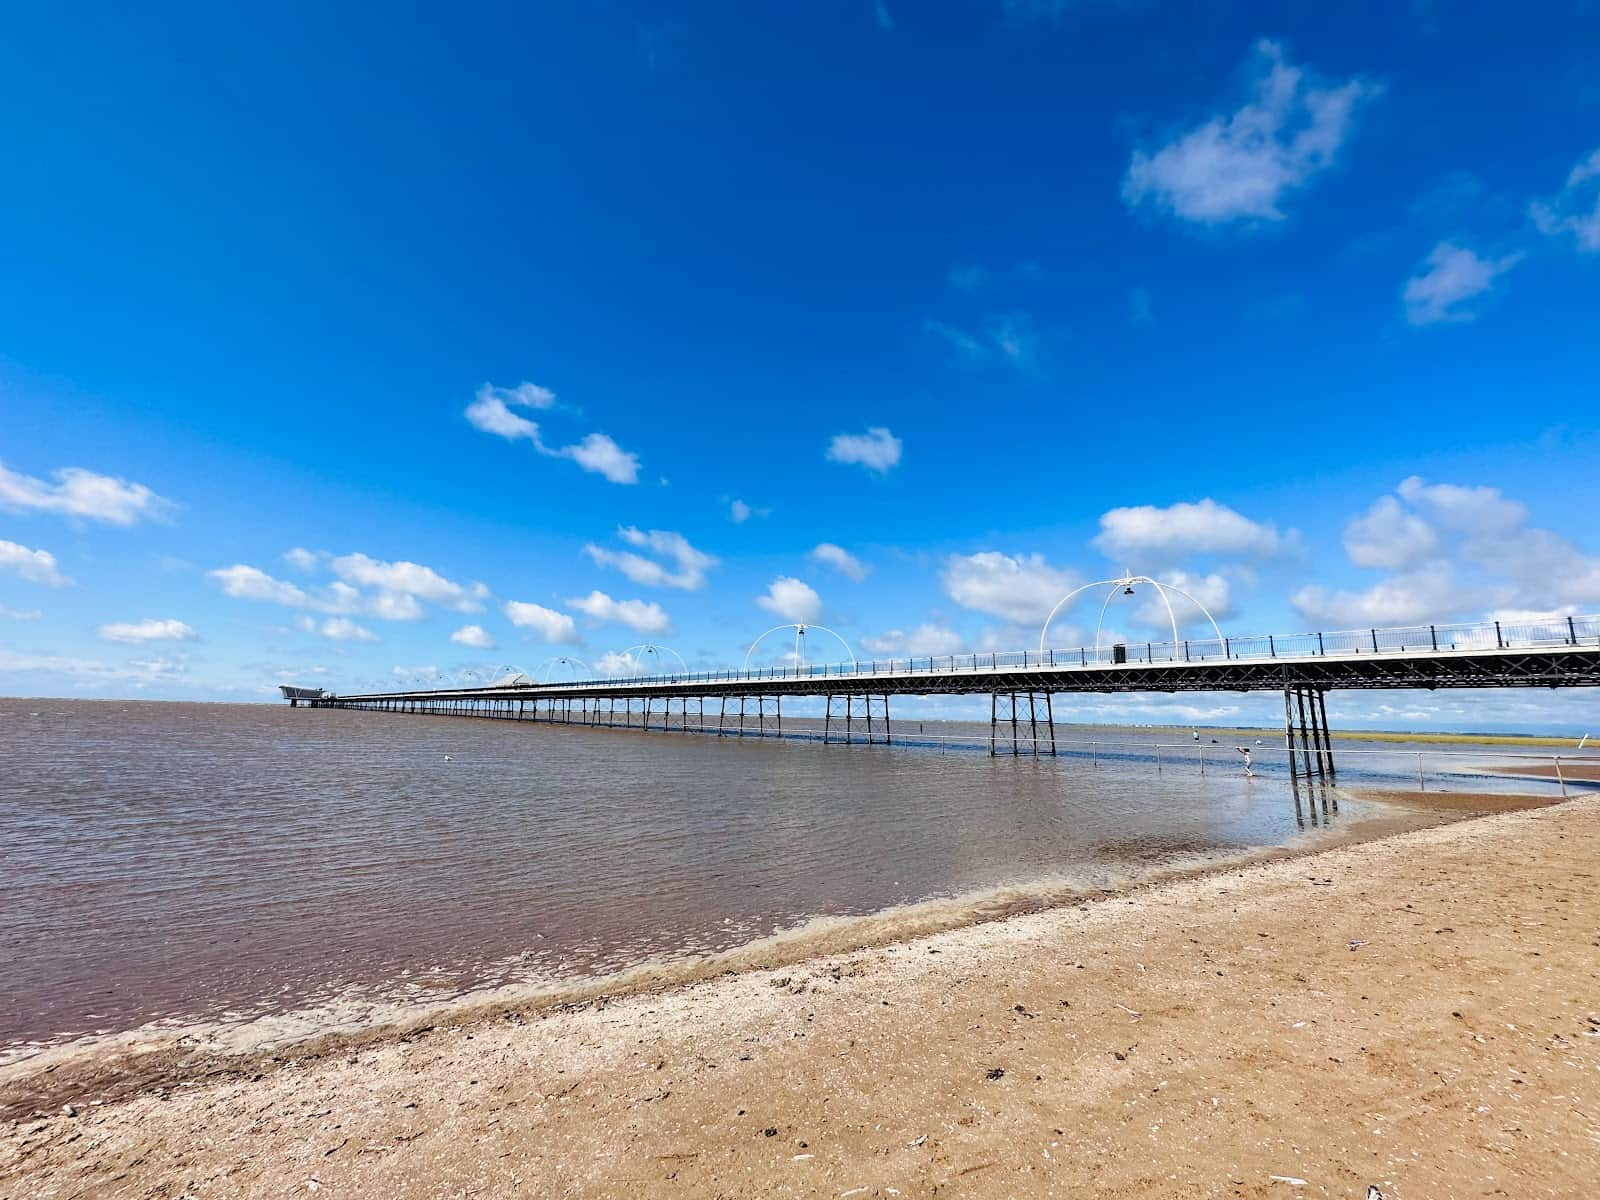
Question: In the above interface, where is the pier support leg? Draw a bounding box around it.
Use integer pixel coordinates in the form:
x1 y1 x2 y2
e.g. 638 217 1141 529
1295 687 1314 778
1316 689 1336 780
1284 689 1299 782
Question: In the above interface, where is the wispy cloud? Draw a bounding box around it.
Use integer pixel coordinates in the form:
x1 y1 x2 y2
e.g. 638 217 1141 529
926 313 1041 368
1123 40 1379 226
1094 499 1287 561
98 618 197 644
825 427 903 474
809 543 870 582
0 461 173 525
861 624 965 656
942 551 1076 624
211 551 485 621
329 553 488 613
297 615 379 642
1530 147 1600 252
504 600 580 643
1402 242 1521 325
584 527 718 590
0 538 72 587
567 589 671 633
465 381 640 484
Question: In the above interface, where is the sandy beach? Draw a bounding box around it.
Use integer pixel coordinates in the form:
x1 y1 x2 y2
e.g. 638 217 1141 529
4 795 1598 1199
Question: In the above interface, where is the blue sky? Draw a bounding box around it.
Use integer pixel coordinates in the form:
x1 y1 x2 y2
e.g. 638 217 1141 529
3 2 1599 728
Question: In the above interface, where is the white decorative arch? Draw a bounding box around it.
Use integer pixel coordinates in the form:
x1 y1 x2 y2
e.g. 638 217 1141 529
742 623 857 672
1038 572 1227 657
619 643 689 677
536 655 592 683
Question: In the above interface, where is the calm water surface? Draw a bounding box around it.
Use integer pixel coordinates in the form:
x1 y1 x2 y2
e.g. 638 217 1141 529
0 699 1574 1060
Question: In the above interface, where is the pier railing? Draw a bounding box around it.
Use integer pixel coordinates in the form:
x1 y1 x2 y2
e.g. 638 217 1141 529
507 613 1600 691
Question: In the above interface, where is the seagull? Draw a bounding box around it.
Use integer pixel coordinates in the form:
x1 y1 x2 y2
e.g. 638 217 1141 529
443 754 453 762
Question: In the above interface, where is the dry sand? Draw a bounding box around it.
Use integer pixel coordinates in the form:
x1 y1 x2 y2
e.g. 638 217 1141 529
4 797 1599 1199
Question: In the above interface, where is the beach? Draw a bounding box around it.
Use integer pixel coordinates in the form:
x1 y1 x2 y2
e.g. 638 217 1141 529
4 794 1596 1198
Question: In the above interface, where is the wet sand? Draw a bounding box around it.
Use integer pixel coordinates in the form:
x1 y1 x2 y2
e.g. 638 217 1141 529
4 796 1598 1198
1490 761 1600 782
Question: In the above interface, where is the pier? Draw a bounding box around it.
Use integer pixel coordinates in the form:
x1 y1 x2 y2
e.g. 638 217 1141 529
284 612 1600 778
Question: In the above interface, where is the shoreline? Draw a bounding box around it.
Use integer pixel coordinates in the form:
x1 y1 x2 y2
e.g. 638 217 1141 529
0 786 1533 1114
6 794 1595 1196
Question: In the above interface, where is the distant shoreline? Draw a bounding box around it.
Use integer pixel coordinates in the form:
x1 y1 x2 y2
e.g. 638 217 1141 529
2 697 1592 745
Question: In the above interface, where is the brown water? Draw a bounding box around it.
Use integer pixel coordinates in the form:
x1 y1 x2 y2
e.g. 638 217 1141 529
0 699 1571 1065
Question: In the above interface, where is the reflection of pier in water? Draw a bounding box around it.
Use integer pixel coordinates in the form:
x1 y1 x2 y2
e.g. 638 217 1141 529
1290 775 1339 829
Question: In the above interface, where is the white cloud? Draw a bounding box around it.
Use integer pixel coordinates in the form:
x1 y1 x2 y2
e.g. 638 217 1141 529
809 542 870 582
584 526 717 590
450 624 496 648
0 604 42 620
283 547 321 571
0 539 71 587
98 618 197 644
861 624 965 656
328 553 488 612
465 381 639 484
567 589 671 633
1396 476 1525 532
1292 563 1458 627
1296 476 1600 626
1136 570 1234 629
595 649 642 676
464 381 556 440
1122 40 1378 225
1343 495 1438 569
925 315 1039 368
557 432 640 484
826 427 902 474
0 461 173 525
942 552 1075 624
211 560 434 620
364 590 425 621
925 320 988 360
210 564 310 606
504 600 580 643
756 576 823 624
1530 147 1600 252
0 649 189 685
316 617 379 642
1402 242 1521 326
1094 499 1285 561
730 499 752 523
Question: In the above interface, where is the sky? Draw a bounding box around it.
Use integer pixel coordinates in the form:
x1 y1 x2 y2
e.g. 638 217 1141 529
2 2 1599 731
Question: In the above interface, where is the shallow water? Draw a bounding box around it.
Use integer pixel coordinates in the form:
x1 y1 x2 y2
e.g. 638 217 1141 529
0 700 1579 1062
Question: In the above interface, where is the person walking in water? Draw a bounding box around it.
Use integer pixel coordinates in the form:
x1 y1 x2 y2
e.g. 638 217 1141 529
1236 745 1254 778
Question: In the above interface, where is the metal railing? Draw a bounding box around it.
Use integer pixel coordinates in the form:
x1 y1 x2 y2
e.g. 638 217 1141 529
443 612 1600 694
